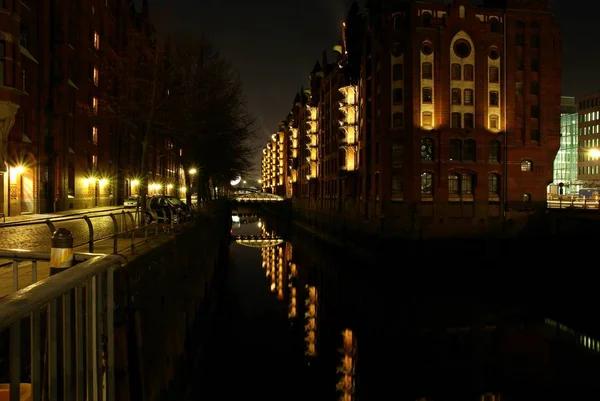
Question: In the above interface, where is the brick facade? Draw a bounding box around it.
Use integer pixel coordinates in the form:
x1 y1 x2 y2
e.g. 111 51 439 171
0 0 183 216
262 0 561 237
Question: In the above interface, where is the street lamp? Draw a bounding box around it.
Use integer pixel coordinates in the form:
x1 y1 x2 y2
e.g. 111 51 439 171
588 148 600 159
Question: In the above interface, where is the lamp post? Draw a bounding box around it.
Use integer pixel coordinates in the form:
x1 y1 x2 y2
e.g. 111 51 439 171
188 168 197 203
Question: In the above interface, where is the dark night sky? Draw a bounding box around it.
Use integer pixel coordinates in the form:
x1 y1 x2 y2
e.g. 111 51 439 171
144 0 596 175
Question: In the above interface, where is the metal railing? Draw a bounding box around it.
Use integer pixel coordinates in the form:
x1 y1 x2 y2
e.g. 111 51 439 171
547 197 600 210
0 207 188 257
0 250 122 401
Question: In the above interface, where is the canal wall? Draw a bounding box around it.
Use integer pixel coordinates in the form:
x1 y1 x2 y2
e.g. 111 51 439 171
113 205 231 401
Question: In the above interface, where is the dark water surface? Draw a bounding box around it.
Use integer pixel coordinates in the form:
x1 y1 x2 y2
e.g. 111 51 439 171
185 214 600 401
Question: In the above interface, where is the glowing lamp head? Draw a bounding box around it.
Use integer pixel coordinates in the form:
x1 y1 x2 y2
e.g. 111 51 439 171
589 148 600 158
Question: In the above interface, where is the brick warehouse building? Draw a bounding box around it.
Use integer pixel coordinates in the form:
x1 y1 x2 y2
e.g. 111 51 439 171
262 0 561 237
0 0 183 216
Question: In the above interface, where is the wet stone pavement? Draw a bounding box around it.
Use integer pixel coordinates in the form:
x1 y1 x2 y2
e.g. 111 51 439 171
0 208 131 251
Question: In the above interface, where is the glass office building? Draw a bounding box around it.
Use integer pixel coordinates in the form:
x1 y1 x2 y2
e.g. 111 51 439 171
550 96 579 194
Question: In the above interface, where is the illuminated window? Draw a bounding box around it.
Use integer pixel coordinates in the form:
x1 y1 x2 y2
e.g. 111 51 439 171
489 114 499 129
422 87 432 103
421 172 433 195
422 111 432 126
93 66 99 86
521 159 533 171
421 137 433 161
464 89 473 105
92 155 98 169
93 31 100 50
92 126 98 145
92 97 98 114
449 173 474 196
489 91 499 106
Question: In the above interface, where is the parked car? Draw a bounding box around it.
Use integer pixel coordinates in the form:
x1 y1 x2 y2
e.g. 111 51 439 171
145 195 191 224
123 195 140 208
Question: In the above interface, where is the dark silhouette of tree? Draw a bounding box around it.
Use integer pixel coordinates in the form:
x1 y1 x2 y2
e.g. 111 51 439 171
167 38 257 202
95 30 256 215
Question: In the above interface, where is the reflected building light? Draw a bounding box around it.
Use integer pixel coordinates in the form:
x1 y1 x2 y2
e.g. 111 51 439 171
305 285 318 357
337 329 356 400
277 246 284 300
288 260 297 319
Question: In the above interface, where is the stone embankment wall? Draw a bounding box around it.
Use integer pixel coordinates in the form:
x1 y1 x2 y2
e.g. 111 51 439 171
113 206 231 401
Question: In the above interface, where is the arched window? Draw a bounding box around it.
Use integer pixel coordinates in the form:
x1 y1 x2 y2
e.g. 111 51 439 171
448 173 474 200
521 159 533 171
490 17 499 33
422 11 432 27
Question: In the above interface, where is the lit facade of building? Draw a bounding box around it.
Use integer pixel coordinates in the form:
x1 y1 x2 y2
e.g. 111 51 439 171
0 0 184 217
262 0 562 237
549 96 578 194
261 130 288 197
577 91 600 184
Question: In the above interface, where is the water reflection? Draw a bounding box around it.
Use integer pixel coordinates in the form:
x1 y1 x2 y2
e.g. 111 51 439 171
230 215 600 400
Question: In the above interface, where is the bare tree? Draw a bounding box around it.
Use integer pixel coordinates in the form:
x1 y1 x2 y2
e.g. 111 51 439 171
168 38 258 202
94 31 257 215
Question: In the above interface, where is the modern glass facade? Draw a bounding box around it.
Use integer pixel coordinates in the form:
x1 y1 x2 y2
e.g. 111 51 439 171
551 96 579 194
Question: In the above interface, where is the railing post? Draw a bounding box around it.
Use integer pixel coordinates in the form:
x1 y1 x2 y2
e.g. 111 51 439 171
83 216 94 253
50 228 74 276
109 213 119 254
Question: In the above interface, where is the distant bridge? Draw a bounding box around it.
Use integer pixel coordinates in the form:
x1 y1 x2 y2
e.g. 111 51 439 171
232 235 284 248
232 192 285 203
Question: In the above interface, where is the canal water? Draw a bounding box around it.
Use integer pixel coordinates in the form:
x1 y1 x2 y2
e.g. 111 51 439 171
184 212 600 400
187 213 394 400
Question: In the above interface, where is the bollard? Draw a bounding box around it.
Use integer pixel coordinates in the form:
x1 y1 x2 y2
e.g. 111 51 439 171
50 228 74 276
